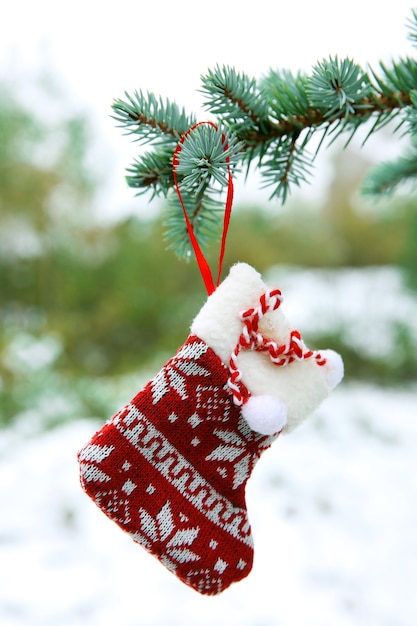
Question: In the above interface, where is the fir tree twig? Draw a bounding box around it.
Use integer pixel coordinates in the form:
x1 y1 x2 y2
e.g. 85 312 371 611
112 7 417 257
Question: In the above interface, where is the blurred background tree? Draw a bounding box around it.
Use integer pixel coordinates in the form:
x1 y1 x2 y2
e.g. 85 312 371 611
0 77 208 426
1 73 416 429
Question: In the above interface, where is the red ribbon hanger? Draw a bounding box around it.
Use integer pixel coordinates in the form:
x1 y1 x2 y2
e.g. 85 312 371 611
172 121 234 296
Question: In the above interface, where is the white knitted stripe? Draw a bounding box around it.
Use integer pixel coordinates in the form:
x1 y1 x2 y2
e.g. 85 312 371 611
113 404 254 547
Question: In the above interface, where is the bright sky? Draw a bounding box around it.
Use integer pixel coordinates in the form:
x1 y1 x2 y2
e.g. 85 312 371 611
1 0 416 214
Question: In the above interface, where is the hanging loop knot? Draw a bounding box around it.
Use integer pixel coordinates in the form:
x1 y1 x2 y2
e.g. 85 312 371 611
228 290 327 407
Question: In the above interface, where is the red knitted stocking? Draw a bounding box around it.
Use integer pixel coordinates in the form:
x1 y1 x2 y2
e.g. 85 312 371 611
78 335 278 595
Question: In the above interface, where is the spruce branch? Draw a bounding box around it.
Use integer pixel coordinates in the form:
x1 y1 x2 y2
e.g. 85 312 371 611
200 64 270 132
307 56 372 119
164 188 224 259
362 142 417 195
259 132 313 202
167 124 240 255
407 90 417 135
126 149 174 198
174 123 242 193
112 7 417 258
112 89 196 144
407 8 417 48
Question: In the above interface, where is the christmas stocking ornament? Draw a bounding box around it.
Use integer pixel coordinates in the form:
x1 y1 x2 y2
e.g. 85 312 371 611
78 262 343 595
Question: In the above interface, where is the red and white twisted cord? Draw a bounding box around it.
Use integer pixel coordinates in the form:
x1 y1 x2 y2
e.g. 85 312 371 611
228 289 327 407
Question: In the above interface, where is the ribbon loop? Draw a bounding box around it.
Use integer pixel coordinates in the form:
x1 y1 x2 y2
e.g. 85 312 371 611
172 122 234 295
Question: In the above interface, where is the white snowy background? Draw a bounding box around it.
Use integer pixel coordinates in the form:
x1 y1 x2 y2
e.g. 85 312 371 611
1 2 417 624
1 268 416 626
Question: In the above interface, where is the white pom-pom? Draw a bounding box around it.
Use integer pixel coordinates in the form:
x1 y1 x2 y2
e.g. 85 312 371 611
242 395 288 436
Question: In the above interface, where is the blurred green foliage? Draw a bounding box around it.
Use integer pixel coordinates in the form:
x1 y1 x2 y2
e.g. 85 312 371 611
1 79 416 427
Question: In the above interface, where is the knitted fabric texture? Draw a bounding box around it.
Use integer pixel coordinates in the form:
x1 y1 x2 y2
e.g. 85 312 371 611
78 335 278 596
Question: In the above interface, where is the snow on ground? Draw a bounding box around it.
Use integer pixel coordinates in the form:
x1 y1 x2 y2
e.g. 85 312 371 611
1 266 416 625
1 385 416 626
